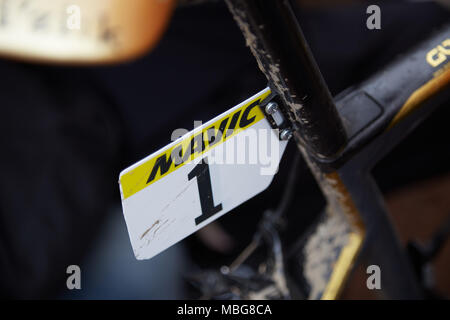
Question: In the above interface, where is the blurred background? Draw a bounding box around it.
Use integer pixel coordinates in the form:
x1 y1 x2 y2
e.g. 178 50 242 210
0 0 449 299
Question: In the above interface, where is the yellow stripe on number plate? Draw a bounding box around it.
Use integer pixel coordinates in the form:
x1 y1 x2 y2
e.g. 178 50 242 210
119 89 271 199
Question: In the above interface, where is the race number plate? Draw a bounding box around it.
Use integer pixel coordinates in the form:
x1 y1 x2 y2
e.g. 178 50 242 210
119 88 288 260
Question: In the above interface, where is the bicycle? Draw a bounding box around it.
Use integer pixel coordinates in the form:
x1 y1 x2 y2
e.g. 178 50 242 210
1 0 449 300
184 0 450 299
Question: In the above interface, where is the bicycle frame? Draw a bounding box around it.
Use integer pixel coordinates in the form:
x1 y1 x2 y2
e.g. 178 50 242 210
226 0 450 299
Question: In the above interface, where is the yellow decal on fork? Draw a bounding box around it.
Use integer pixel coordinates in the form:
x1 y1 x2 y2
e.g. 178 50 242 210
321 232 364 300
320 172 366 300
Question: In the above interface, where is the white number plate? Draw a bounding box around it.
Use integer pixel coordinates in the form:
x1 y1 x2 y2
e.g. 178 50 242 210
119 88 288 260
